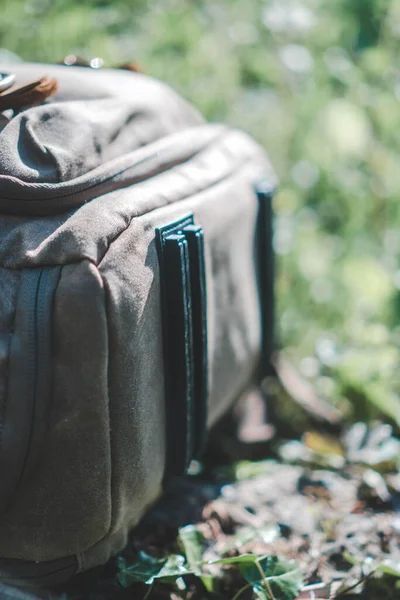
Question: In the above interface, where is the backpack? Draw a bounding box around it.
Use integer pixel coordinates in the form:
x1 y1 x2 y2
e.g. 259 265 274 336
0 62 277 586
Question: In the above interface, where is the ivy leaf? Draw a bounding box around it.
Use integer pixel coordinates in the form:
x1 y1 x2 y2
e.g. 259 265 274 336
179 524 219 592
117 554 166 586
117 552 192 587
240 555 303 600
117 543 302 600
179 525 205 567
205 554 302 599
156 554 195 583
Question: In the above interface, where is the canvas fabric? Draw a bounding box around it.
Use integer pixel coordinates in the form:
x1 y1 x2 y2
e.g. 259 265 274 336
0 63 277 583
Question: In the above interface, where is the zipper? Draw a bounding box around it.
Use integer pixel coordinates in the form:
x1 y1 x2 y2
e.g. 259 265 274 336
0 266 61 512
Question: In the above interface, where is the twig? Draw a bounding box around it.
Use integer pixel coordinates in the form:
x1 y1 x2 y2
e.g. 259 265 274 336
231 582 252 600
334 571 375 598
142 583 154 600
255 559 277 600
264 578 277 600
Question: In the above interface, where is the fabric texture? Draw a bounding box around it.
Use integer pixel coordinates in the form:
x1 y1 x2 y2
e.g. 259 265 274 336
0 62 277 584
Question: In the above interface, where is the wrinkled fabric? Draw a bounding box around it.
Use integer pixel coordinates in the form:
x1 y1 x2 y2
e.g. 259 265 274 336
0 64 203 185
0 63 277 582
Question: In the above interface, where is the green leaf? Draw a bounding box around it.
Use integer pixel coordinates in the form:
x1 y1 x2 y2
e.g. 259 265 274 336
234 460 277 481
201 574 217 593
117 553 192 587
156 554 194 583
207 554 261 567
179 524 219 592
241 555 303 600
117 554 167 586
341 551 363 566
205 553 302 599
179 525 205 567
377 562 400 578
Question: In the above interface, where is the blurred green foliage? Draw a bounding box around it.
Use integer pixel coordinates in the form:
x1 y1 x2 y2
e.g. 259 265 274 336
1 0 400 423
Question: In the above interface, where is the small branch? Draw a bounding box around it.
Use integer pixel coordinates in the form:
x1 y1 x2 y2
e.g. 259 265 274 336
255 559 277 600
334 571 375 598
142 583 154 600
231 582 252 600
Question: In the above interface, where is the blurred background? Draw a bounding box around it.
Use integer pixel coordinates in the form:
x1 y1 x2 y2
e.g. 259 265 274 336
1 0 400 425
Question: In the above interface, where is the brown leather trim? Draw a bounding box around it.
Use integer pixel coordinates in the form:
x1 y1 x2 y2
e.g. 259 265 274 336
0 77 59 111
118 62 143 73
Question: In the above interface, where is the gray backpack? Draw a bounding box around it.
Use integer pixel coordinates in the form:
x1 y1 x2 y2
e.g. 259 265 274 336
0 62 277 586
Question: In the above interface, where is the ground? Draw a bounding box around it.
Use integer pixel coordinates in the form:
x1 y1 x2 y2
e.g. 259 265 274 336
53 402 400 600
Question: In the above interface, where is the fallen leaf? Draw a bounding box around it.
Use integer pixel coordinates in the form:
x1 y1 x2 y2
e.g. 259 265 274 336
303 431 344 457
